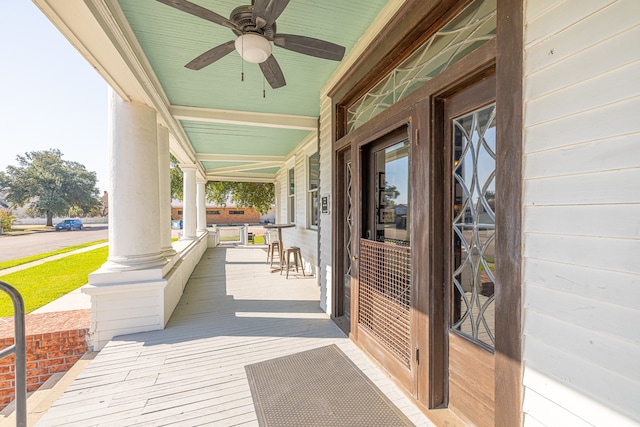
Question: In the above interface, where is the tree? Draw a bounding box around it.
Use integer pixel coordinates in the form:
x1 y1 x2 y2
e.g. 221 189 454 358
0 149 100 226
169 154 184 200
169 155 275 215
206 181 274 215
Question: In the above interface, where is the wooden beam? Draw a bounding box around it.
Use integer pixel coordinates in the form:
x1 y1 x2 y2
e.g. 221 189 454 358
170 105 318 131
206 161 282 174
196 154 286 162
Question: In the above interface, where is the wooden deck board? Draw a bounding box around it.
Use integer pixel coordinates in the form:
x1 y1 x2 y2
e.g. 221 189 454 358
35 246 434 427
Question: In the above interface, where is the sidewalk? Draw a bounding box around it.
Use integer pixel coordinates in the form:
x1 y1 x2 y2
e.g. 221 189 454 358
0 243 106 312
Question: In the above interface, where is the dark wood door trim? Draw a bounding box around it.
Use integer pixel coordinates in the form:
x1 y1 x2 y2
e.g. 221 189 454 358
329 0 523 424
495 0 523 425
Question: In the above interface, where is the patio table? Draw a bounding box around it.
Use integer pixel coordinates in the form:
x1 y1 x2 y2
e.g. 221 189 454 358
264 223 295 268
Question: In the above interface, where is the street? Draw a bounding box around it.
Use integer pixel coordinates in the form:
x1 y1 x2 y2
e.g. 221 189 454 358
0 226 108 262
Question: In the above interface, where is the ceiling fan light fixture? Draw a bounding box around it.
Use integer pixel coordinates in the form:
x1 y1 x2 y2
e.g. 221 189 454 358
235 33 272 63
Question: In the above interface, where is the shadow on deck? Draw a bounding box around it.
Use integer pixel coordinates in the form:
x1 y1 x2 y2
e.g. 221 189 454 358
34 246 432 427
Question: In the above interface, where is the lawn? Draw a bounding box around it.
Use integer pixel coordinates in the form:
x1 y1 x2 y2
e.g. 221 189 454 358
0 246 108 316
0 239 108 271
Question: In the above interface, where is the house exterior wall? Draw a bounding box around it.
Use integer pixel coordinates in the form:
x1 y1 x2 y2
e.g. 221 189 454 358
274 139 319 275
318 95 333 313
522 1 640 425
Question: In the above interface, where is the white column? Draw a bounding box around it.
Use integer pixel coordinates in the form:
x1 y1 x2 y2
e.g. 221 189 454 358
158 125 177 259
181 165 197 239
196 179 207 232
104 91 165 271
85 89 168 350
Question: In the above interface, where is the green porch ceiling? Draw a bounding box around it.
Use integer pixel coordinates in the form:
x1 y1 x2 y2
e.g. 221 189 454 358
118 0 388 115
182 121 311 156
116 0 390 180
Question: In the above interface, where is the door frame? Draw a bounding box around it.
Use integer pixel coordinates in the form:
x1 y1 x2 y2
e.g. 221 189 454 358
332 146 352 335
329 0 523 424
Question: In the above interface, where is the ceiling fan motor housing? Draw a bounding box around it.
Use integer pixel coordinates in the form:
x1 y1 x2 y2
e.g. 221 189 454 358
230 5 276 39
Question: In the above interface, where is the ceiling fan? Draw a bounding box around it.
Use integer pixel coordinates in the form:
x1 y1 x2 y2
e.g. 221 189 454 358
156 0 346 89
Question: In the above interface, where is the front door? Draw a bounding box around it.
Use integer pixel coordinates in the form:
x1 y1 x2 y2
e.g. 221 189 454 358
442 76 497 425
356 128 415 393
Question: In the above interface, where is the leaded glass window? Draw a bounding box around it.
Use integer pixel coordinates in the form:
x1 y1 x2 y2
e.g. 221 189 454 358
451 103 496 350
347 0 496 132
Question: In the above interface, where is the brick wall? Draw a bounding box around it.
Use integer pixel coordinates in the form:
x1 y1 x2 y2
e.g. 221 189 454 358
172 207 260 225
0 310 89 409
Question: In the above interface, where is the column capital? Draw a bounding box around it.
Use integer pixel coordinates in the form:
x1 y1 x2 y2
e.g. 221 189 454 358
179 163 198 172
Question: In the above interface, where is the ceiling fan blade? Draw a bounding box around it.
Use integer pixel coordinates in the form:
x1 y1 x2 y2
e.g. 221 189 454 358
156 0 237 30
273 34 345 61
253 0 290 30
185 40 236 70
259 55 286 89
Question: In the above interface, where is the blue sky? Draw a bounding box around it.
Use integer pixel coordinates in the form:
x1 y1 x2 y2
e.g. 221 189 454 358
0 2 109 192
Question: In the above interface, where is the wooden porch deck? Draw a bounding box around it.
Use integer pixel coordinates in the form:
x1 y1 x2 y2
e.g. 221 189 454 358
35 245 433 427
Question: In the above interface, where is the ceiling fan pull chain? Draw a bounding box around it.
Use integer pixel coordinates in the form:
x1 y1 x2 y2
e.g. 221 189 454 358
263 77 266 98
241 35 245 82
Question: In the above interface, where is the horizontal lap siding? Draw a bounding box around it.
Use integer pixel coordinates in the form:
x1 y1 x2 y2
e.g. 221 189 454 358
522 0 640 425
319 95 333 312
274 138 319 277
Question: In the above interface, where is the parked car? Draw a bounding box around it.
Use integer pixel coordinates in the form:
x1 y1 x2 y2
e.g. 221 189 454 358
55 219 83 231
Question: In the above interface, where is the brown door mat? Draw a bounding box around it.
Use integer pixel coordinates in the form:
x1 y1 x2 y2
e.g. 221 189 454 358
245 344 414 427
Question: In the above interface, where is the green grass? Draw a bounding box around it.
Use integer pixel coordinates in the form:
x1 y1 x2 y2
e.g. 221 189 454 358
0 239 108 271
0 246 108 316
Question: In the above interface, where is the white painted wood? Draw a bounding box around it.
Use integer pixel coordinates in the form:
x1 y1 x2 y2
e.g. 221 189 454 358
525 60 640 127
319 95 333 313
524 168 640 205
523 204 640 238
524 233 639 274
524 309 640 382
525 0 565 23
523 134 640 179
196 153 286 162
525 0 639 74
180 165 197 239
157 124 177 260
196 180 207 232
169 105 318 131
523 3 640 423
525 0 613 46
523 258 640 309
524 97 640 153
523 338 640 425
35 247 434 427
525 25 640 101
522 388 592 427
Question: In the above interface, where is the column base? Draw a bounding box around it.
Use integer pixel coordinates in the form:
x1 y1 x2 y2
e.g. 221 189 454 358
85 267 167 350
103 251 167 272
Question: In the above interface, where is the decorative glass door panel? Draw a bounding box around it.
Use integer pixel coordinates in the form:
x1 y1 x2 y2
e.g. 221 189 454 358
452 104 496 350
443 77 496 426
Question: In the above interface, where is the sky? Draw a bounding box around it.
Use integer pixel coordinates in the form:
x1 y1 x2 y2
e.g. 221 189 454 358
0 2 109 192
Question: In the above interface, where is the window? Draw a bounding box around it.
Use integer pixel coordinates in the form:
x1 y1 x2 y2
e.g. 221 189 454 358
288 168 295 223
308 152 319 228
229 210 244 215
177 210 183 215
206 210 220 215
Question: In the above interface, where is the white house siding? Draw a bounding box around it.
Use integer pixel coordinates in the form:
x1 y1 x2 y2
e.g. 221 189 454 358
522 1 640 425
318 95 333 313
275 138 319 277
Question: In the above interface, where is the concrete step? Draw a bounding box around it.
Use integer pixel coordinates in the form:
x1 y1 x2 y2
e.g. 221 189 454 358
0 352 97 427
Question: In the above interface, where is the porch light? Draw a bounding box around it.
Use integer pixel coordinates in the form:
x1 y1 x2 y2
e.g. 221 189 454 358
235 33 272 63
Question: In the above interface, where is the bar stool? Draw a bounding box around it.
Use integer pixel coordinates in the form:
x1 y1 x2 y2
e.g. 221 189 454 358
267 241 280 266
281 246 305 279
